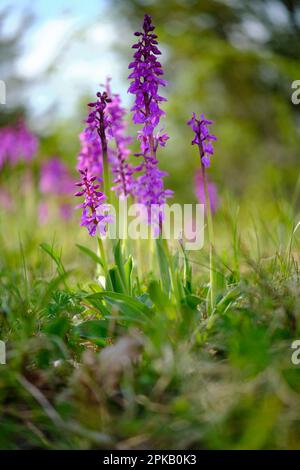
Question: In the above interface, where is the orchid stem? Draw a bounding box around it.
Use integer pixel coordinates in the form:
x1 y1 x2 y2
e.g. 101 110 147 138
202 164 216 314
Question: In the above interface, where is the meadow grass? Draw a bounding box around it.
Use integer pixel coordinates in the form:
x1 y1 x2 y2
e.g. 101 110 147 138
0 182 300 450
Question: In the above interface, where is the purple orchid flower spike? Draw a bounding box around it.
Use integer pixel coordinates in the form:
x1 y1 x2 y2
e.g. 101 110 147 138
75 168 111 236
187 113 217 168
128 14 173 228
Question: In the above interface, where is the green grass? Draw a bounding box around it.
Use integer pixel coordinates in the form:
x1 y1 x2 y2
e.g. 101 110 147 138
0 184 300 450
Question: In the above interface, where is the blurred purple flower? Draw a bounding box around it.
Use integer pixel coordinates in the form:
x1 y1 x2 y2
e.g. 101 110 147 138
187 113 217 168
75 168 111 236
59 203 73 221
40 157 74 196
38 201 49 225
77 130 103 179
195 169 218 214
128 14 172 226
0 189 13 211
39 157 75 224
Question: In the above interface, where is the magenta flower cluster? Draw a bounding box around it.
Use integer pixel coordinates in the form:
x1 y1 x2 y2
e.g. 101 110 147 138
76 90 112 234
77 130 103 179
76 81 135 233
75 168 111 236
106 86 135 197
128 14 166 137
75 14 218 237
77 92 112 188
0 120 38 170
86 91 112 142
187 113 217 168
128 13 172 224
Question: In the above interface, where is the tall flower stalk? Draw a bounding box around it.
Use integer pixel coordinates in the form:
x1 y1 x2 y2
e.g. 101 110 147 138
106 82 135 198
76 80 136 237
188 113 217 313
77 129 103 180
128 13 173 231
76 89 114 236
86 91 112 198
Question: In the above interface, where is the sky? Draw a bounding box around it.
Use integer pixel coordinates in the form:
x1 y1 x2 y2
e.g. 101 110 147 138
1 0 290 131
1 0 131 129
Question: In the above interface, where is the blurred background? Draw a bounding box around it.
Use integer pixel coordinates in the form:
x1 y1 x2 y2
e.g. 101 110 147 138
1 0 300 251
2 1 300 451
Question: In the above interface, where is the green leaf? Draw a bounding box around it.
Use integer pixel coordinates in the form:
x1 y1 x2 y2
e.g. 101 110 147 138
76 244 103 267
179 242 192 293
148 280 169 311
40 243 69 290
86 291 152 323
44 316 70 337
73 319 109 344
148 280 177 319
184 294 202 309
155 238 171 294
108 266 126 294
113 241 127 293
124 255 134 295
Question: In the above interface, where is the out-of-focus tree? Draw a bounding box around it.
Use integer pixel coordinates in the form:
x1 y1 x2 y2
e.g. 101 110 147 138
111 0 300 200
0 8 32 126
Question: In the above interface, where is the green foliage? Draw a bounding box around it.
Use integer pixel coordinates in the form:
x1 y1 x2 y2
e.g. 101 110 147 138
1 196 300 449
1 0 300 450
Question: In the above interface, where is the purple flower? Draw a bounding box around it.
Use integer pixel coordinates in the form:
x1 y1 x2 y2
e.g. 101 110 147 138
40 157 74 195
187 113 217 168
195 169 218 214
39 157 75 224
38 201 49 225
77 91 113 180
128 14 167 137
128 14 172 225
78 79 136 201
86 91 112 155
77 129 103 179
76 85 115 234
75 168 111 236
59 203 73 220
0 189 13 211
